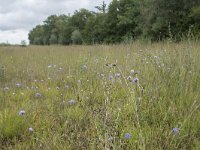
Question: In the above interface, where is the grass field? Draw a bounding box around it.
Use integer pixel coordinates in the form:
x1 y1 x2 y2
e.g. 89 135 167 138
0 41 200 149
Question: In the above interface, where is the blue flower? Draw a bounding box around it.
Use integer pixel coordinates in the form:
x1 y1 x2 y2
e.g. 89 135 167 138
35 93 41 97
173 127 179 135
125 133 131 139
115 73 120 78
109 75 113 81
133 78 139 84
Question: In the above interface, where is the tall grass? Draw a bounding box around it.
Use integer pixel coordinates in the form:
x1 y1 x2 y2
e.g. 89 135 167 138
0 41 200 149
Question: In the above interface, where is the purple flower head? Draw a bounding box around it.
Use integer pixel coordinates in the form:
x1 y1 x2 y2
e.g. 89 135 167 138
173 127 180 135
29 127 34 132
115 73 120 78
16 83 21 87
133 78 139 84
68 99 76 105
35 93 41 97
109 75 113 81
19 110 25 116
125 133 131 139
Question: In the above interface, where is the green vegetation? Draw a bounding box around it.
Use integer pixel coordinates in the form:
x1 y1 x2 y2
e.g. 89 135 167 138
28 0 200 45
0 41 200 149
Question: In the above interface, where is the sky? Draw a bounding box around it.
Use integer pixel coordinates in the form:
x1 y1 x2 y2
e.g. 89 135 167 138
0 0 112 44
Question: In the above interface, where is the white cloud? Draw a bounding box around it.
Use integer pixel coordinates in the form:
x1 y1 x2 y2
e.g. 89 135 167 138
0 29 28 44
0 0 112 44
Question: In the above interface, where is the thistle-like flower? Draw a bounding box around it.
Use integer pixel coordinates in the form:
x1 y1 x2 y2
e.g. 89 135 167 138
16 83 21 87
35 93 41 97
125 133 131 139
173 127 179 135
19 110 25 116
29 127 34 132
115 73 120 78
68 99 76 105
130 69 135 74
133 78 139 84
127 76 132 82
109 75 113 81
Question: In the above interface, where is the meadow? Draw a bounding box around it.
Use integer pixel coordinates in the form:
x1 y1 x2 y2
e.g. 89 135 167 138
0 41 200 149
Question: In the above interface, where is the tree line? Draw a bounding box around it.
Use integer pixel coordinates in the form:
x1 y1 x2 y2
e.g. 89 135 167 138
28 0 200 45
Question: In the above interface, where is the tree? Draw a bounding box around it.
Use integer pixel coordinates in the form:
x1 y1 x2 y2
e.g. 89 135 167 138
49 34 58 45
95 1 107 13
20 40 27 47
71 30 82 44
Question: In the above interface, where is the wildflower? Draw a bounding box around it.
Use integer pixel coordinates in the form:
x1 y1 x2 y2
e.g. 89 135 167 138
16 83 21 87
68 99 76 105
34 80 37 82
35 93 41 97
64 85 69 89
173 127 179 135
108 136 114 142
48 65 52 68
109 75 113 81
100 73 105 77
82 65 87 70
127 76 132 82
125 133 131 139
41 80 44 82
4 87 9 91
19 110 25 116
29 127 34 132
130 69 135 74
133 78 139 84
59 67 63 71
77 80 81 84
115 73 120 78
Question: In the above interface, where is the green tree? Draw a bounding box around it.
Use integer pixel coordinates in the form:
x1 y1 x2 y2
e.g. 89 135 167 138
71 30 82 44
49 34 58 45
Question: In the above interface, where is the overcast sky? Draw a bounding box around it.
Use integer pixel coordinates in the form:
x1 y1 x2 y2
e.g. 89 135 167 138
0 0 112 44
